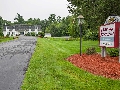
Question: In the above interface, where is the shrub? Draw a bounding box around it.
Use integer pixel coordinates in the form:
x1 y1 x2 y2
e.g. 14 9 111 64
38 32 45 38
86 47 96 55
6 34 9 38
31 32 35 36
36 34 38 36
0 32 4 37
108 48 119 57
11 34 13 36
26 32 31 36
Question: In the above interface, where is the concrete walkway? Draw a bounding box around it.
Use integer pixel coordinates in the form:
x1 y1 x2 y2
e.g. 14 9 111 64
0 36 37 90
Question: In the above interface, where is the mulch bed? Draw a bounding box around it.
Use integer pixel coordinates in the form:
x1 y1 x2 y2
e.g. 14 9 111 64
66 53 120 80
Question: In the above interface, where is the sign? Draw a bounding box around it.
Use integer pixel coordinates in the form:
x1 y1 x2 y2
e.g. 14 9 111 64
104 16 120 25
99 22 120 48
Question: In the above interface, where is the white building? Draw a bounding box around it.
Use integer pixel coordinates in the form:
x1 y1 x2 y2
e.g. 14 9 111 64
44 33 51 37
3 24 41 36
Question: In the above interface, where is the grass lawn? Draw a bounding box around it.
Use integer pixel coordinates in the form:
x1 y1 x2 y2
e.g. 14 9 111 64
0 37 14 43
21 38 120 90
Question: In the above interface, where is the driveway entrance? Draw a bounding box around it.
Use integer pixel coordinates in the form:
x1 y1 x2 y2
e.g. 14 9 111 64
0 36 37 90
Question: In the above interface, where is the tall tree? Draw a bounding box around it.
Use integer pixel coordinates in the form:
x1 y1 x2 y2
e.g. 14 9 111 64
48 14 56 23
67 0 120 31
14 13 25 24
56 16 61 23
3 20 12 25
40 19 48 33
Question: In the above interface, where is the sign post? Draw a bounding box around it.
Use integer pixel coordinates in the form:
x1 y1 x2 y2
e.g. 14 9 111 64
100 16 120 59
101 47 106 57
101 15 120 57
99 22 120 59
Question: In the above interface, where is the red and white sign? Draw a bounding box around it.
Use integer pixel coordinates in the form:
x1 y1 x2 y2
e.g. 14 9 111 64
99 22 120 48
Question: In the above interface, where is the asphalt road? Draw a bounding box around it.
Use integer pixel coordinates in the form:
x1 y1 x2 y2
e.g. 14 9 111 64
0 36 37 90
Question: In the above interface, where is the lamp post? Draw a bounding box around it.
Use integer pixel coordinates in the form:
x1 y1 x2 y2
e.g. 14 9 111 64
77 15 84 56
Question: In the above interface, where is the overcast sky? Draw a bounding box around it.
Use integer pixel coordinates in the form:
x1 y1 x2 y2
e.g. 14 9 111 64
0 0 70 22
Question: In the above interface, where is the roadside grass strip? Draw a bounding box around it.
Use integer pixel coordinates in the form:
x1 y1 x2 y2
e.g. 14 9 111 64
0 37 13 43
21 38 120 90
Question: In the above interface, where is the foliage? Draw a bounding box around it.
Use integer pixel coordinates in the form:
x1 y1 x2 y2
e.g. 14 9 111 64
2 12 101 39
50 23 63 37
36 34 38 36
14 13 25 24
10 13 79 38
86 47 96 55
38 32 45 37
108 48 119 57
83 30 98 41
31 32 36 36
21 38 120 90
25 32 31 36
3 20 12 26
0 32 4 37
25 18 41 25
40 19 48 33
67 0 120 37
48 14 56 23
6 34 9 38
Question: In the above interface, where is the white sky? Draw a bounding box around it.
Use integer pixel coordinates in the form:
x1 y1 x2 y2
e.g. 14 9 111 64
0 0 70 22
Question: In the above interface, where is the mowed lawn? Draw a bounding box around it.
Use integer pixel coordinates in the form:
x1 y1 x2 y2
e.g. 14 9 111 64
21 38 120 90
0 37 13 43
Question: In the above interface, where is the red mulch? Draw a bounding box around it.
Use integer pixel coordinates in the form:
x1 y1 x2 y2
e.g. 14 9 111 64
66 53 120 80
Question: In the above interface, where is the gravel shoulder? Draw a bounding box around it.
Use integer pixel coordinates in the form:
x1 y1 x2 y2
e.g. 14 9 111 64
0 36 37 90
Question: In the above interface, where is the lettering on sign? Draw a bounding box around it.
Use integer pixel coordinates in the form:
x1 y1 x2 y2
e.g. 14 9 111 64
100 27 114 36
99 23 115 47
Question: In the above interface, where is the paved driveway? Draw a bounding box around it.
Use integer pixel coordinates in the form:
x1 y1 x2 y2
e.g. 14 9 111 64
0 36 37 90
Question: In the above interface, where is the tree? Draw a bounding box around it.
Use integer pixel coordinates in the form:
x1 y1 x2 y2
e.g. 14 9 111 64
48 14 56 23
66 0 120 40
26 18 41 25
57 16 61 23
50 23 63 37
3 20 12 25
14 13 25 24
40 19 49 33
67 0 120 31
26 18 33 25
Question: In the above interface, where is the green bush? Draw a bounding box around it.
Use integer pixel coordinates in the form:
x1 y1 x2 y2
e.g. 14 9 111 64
108 48 119 57
31 32 35 36
6 34 9 38
0 32 4 37
38 32 45 38
25 32 31 36
11 34 13 36
36 34 38 36
86 47 96 55
83 30 98 41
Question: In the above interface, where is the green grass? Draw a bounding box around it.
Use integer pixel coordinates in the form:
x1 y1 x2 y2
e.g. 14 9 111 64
0 37 14 43
21 38 120 90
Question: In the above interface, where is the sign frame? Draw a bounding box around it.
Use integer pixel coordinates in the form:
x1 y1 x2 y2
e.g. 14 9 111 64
99 22 120 48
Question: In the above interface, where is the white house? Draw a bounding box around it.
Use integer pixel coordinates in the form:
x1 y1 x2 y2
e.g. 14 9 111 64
3 24 41 36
